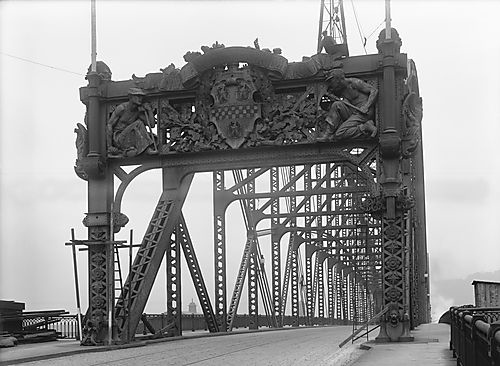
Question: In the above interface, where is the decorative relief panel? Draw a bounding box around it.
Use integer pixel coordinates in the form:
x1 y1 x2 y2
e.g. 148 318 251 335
99 51 381 159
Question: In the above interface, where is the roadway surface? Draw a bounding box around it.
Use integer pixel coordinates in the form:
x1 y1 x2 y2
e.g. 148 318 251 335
8 326 363 366
2 324 455 366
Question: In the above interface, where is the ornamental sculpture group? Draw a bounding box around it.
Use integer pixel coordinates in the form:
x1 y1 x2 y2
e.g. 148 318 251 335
107 88 158 157
82 67 379 160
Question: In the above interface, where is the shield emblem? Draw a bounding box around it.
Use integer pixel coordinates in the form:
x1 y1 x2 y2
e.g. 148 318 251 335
210 67 261 149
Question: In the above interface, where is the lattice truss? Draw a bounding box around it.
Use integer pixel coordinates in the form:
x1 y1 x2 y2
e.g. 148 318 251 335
110 149 394 340
212 152 382 330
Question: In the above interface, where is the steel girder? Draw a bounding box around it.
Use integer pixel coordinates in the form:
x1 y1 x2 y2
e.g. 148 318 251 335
270 167 282 326
114 169 193 341
177 215 219 333
213 161 380 328
91 156 388 343
213 171 227 331
224 169 278 331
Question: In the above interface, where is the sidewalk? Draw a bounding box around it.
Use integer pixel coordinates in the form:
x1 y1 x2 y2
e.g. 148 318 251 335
352 323 455 365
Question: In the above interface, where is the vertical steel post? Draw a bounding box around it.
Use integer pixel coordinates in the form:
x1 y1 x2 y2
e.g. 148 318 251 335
213 171 227 331
304 166 313 324
248 245 259 329
327 258 335 324
317 253 325 319
375 25 412 342
270 167 282 326
82 70 115 346
165 203 182 336
413 117 430 324
128 229 133 342
341 268 348 322
289 167 299 326
247 169 258 330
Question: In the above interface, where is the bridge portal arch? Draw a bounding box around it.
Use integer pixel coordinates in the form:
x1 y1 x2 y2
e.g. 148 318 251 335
72 28 428 345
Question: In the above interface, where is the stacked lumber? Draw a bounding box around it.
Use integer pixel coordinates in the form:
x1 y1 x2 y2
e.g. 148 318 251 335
0 302 68 346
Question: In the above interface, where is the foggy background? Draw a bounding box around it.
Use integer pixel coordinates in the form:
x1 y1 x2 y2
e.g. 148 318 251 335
1 0 499 322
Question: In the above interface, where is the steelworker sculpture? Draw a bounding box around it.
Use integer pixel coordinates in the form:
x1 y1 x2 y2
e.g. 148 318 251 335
107 88 157 157
72 28 428 345
321 68 378 140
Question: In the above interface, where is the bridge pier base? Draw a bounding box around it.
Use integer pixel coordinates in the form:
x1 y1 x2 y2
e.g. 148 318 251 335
376 312 414 342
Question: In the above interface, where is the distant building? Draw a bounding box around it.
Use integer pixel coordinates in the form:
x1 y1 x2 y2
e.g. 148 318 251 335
472 280 500 307
188 299 197 314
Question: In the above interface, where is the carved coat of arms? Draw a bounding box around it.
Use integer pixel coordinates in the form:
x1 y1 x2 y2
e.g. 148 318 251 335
210 66 261 148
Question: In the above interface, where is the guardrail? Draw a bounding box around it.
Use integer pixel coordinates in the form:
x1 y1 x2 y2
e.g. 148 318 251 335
338 306 388 348
137 313 351 335
33 313 350 340
449 306 500 366
22 314 80 339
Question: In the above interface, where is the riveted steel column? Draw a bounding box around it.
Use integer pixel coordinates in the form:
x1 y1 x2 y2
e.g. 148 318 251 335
289 166 299 327
334 266 342 322
341 268 348 322
270 167 282 327
166 223 182 336
213 171 227 331
247 169 258 330
375 28 413 342
327 258 335 323
349 274 356 322
317 252 326 320
414 131 430 324
304 166 313 324
82 71 114 346
315 165 325 321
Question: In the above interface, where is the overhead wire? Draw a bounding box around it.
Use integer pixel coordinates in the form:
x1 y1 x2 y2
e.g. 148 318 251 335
0 51 85 76
366 19 385 41
349 0 367 54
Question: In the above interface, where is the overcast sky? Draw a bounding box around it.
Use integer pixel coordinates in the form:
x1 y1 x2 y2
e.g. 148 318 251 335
1 0 499 322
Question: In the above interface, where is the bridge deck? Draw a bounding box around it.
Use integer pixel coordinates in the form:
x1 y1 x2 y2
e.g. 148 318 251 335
0 324 453 366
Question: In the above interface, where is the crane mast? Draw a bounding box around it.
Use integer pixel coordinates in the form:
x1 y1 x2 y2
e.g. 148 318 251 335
317 0 348 55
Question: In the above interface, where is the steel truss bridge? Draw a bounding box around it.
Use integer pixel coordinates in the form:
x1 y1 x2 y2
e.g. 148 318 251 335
71 28 430 346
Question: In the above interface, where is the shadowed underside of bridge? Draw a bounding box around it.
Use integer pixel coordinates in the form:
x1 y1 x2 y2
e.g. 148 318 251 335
71 26 430 346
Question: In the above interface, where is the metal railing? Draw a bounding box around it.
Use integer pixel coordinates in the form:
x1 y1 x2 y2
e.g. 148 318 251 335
338 305 388 348
137 313 350 335
449 306 500 366
24 313 356 340
22 314 80 339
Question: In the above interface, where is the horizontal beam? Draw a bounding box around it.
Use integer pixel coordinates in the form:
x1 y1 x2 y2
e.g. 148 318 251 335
110 141 377 174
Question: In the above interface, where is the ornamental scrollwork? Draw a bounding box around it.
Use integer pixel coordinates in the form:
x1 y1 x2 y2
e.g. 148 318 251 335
359 194 385 218
396 191 415 212
402 59 423 158
112 212 129 233
360 190 414 218
74 123 88 180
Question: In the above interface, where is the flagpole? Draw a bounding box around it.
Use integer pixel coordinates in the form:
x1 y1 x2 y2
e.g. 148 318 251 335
91 0 97 72
385 0 391 39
